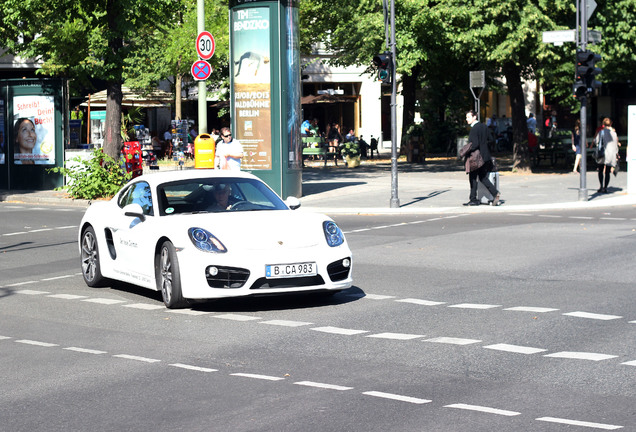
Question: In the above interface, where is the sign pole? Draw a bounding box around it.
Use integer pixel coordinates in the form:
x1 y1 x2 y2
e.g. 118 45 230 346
578 0 588 201
197 0 207 135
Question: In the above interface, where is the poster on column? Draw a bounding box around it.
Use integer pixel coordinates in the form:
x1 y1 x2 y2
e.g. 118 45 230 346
232 6 272 170
13 95 56 165
0 99 5 164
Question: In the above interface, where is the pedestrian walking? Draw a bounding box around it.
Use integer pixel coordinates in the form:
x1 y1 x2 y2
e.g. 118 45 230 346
594 117 621 193
461 110 500 206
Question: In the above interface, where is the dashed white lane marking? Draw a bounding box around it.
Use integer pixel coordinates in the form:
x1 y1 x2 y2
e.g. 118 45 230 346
483 344 547 355
82 298 126 305
166 309 211 316
311 326 368 336
544 352 618 361
630 321 636 324
231 373 285 381
294 381 353 391
364 294 396 300
123 303 165 311
30 228 53 233
7 281 38 287
621 360 636 366
538 214 563 218
363 391 431 404
600 217 627 221
260 320 313 327
15 289 50 295
425 337 481 345
0 336 11 340
366 332 424 340
510 213 532 217
213 313 261 321
2 232 28 236
569 216 594 219
47 294 88 300
113 354 161 363
41 275 75 281
444 403 520 416
64 347 107 355
536 416 623 430
563 311 623 320
448 303 500 310
396 298 446 306
16 339 59 347
504 306 559 313
170 363 218 373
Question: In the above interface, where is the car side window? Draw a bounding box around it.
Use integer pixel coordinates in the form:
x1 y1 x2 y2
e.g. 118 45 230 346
120 182 153 216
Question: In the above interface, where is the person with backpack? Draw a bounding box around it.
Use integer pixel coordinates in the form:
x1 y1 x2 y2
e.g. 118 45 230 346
594 117 621 193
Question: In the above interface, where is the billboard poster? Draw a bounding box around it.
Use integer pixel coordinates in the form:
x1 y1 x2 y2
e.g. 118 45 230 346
231 6 272 170
0 98 5 165
12 95 56 165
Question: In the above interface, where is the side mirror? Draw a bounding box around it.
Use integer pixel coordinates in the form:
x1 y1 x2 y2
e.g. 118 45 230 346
284 196 301 210
123 203 146 221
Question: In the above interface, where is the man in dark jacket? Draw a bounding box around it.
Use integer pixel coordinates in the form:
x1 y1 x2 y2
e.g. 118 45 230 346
464 110 500 206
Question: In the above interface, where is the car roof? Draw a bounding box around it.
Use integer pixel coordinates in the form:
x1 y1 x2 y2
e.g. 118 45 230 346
133 169 259 188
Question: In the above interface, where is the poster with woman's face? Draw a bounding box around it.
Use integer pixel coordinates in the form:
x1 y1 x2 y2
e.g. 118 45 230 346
13 95 56 165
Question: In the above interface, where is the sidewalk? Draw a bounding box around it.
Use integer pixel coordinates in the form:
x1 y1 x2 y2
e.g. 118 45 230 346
1 151 634 214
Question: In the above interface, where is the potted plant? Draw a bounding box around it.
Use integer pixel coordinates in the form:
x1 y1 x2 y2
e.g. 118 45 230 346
340 140 361 168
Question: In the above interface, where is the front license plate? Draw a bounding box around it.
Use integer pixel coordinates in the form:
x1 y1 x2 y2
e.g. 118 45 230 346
266 262 317 278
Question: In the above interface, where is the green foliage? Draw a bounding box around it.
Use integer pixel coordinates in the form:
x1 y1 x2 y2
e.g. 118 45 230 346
48 148 131 200
339 141 360 158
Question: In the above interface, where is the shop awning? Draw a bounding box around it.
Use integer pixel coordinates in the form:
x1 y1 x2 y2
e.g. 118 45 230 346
301 94 357 104
80 86 173 108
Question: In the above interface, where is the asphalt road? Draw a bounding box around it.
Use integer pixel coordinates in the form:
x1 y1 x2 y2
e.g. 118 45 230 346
1 203 635 431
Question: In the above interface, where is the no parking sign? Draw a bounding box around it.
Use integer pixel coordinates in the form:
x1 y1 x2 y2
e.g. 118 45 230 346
191 60 212 81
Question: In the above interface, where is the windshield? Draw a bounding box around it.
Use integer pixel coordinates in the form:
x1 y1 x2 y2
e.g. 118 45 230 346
157 178 288 216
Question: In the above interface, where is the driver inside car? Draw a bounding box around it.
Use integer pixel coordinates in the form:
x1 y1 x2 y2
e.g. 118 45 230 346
208 183 232 211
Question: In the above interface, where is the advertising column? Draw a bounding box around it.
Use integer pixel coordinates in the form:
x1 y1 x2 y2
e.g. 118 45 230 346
231 6 272 170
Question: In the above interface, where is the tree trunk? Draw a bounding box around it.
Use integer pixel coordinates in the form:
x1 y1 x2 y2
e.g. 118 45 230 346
104 81 123 161
502 61 530 171
175 73 182 121
401 70 418 131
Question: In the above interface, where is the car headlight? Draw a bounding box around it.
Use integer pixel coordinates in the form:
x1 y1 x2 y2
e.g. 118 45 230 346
188 228 227 253
323 221 345 247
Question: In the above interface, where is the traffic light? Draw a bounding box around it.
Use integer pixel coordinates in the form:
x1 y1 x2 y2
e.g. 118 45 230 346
373 53 392 84
575 49 602 95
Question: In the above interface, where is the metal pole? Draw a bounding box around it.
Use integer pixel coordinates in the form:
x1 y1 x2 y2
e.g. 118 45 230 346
197 0 207 134
389 0 399 208
578 0 588 201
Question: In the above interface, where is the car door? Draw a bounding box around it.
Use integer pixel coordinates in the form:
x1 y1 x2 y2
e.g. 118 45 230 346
109 181 156 285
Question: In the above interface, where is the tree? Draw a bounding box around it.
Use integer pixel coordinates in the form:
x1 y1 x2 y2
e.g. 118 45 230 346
1 0 176 160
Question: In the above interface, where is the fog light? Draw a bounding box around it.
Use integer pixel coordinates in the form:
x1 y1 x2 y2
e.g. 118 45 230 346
342 258 351 268
208 266 219 277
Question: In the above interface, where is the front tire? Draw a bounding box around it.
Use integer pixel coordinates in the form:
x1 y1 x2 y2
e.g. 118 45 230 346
156 241 187 309
80 226 105 287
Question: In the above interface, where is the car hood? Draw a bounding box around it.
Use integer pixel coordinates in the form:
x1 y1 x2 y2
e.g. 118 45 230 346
174 210 333 250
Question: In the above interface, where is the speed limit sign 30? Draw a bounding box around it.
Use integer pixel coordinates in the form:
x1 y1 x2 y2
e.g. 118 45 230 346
196 31 215 60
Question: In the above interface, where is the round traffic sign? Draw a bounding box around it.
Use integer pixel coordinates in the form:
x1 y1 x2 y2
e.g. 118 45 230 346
196 31 215 60
191 60 212 81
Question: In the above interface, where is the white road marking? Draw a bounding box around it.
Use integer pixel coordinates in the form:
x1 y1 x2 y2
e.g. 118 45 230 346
30 228 53 233
166 309 211 316
64 347 107 355
2 232 28 236
113 354 161 363
630 320 636 324
538 214 563 218
0 336 12 340
7 281 39 287
510 213 532 216
536 416 623 430
16 339 59 347
15 289 50 295
231 373 285 381
311 326 368 336
563 311 622 320
483 343 547 354
425 337 481 345
123 303 165 310
41 275 75 281
600 217 626 221
294 381 353 391
621 360 636 366
47 294 89 300
366 332 424 340
213 313 261 321
82 298 127 305
364 294 396 300
544 352 618 361
448 303 500 310
504 306 559 313
569 216 594 220
396 298 446 306
170 363 218 373
259 320 313 327
445 403 520 416
363 391 431 404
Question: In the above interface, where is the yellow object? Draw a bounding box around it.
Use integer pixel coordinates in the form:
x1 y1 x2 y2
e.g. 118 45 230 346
194 134 216 169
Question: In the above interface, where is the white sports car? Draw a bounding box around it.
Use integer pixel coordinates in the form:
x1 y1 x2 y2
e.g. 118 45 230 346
78 169 353 308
